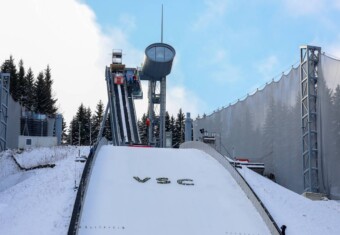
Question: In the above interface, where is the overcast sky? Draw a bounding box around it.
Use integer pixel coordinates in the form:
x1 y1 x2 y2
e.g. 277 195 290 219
1 0 340 124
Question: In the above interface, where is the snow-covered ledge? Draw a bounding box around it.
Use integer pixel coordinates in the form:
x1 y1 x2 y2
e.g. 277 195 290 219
180 141 281 235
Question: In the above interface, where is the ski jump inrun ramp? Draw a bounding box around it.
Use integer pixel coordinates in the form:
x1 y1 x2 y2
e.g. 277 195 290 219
75 142 280 235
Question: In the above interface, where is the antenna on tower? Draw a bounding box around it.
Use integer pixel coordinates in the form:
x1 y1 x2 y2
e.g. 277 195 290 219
161 4 163 43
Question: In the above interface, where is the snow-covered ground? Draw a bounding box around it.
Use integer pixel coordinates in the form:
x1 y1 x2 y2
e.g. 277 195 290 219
0 145 339 235
0 146 89 235
238 166 340 235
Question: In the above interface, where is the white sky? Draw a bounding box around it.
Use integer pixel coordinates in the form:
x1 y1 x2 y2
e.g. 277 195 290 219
0 0 110 124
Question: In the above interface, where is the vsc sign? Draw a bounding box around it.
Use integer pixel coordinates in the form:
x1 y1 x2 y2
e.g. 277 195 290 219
133 176 194 186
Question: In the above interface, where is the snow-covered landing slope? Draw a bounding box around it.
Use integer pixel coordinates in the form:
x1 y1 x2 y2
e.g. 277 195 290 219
78 146 271 235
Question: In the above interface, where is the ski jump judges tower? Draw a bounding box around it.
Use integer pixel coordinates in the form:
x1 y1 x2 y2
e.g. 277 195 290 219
141 43 176 147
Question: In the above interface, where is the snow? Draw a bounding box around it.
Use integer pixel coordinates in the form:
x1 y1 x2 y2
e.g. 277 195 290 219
0 145 339 235
0 146 89 235
238 166 340 235
79 146 271 235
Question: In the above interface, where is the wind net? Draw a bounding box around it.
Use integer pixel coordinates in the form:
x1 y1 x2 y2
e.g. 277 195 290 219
194 54 340 199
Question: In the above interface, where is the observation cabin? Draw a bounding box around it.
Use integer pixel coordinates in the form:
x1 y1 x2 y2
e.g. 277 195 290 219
141 43 176 80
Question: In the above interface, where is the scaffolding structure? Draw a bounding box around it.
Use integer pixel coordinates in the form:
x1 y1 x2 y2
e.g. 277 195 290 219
300 45 321 193
0 73 10 151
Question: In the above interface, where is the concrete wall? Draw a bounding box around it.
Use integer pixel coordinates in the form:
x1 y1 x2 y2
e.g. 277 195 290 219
18 135 57 149
7 95 21 149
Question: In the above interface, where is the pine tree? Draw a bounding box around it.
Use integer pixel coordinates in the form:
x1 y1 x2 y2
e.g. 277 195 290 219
92 100 105 144
165 111 171 132
68 116 78 145
76 104 87 145
84 107 92 145
173 109 185 148
104 113 112 141
138 113 148 144
62 118 68 144
34 72 46 113
24 68 35 110
43 65 58 115
1 55 19 100
33 66 58 115
68 103 94 146
170 114 176 146
17 59 26 104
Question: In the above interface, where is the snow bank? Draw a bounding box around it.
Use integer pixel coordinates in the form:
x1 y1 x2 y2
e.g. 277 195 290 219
14 146 87 168
0 146 90 235
238 166 340 235
0 151 20 179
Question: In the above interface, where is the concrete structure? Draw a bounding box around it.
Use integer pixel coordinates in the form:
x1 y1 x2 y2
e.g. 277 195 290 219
6 96 21 149
18 135 57 149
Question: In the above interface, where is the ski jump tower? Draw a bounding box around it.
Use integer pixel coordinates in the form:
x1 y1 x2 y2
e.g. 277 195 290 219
104 50 143 146
102 7 175 147
140 7 176 147
102 45 174 148
141 43 175 147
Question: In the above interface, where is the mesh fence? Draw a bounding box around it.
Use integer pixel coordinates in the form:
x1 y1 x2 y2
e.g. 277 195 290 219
194 54 340 199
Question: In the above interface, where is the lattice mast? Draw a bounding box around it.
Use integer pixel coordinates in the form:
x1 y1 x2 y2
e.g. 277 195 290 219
300 45 321 193
0 73 10 151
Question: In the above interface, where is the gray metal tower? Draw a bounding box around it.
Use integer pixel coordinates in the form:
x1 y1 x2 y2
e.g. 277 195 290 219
141 43 175 147
0 73 10 151
300 45 321 193
185 112 193 142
